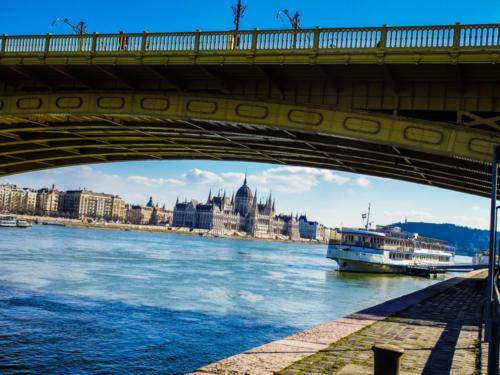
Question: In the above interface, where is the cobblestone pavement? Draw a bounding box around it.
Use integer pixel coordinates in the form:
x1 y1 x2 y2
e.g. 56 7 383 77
279 274 485 375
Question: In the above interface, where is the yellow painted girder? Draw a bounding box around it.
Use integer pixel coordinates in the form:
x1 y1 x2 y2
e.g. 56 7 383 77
1 50 499 66
0 92 497 164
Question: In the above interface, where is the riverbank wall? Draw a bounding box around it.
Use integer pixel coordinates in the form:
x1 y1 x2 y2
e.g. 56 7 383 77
190 269 486 374
11 214 326 245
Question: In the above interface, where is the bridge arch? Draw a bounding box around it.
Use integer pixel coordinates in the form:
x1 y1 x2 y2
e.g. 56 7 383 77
0 92 497 197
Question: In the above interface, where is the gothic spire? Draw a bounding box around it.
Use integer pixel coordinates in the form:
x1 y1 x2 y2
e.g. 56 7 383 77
243 172 247 186
207 188 212 203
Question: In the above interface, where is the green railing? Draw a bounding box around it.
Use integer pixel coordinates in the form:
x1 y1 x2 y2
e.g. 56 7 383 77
0 23 499 55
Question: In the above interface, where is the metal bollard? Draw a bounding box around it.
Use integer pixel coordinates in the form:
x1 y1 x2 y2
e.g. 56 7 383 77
372 344 404 375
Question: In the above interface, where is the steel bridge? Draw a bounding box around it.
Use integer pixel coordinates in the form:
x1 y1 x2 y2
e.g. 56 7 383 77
0 23 499 198
2 22 500 373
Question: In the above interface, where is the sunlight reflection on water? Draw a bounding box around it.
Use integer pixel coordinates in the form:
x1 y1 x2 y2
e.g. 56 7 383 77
0 225 464 373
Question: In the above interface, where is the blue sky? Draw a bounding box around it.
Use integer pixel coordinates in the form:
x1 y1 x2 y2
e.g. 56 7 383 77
1 0 498 34
0 0 496 229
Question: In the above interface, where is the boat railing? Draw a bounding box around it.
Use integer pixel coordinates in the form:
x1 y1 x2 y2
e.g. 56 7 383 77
328 239 381 249
330 239 452 254
355 241 381 249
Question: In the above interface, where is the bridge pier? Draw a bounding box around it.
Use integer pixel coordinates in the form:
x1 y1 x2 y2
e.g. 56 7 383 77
486 144 500 375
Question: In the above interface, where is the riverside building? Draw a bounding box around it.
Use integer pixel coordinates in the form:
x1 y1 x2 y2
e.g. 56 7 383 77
172 199 198 228
0 184 37 214
36 184 59 216
172 177 325 240
126 197 172 225
58 189 125 221
298 215 328 240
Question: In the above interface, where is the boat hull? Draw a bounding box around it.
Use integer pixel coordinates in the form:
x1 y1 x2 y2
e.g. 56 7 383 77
327 244 453 274
16 222 32 228
0 221 17 227
333 258 404 273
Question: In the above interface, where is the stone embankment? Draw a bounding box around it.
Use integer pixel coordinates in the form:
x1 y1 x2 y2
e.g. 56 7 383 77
191 269 486 375
12 214 326 244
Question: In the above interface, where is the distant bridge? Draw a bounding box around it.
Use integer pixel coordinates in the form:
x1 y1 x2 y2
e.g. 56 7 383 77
0 23 500 196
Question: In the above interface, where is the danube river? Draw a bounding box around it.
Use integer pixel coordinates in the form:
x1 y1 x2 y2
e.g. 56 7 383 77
0 225 460 373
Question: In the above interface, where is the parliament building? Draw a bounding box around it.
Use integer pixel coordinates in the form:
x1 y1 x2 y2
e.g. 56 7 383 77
173 176 325 240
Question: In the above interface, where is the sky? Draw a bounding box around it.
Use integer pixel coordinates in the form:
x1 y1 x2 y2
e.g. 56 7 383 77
0 0 497 229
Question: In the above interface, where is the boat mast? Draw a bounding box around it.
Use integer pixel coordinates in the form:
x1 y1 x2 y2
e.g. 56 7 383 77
365 203 371 230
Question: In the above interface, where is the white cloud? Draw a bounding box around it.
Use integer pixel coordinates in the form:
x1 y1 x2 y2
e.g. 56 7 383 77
126 175 184 187
327 174 350 185
244 166 357 193
0 164 373 220
182 168 223 186
355 176 371 187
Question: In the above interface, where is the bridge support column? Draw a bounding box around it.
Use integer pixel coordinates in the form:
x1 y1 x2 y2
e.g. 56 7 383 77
487 145 500 375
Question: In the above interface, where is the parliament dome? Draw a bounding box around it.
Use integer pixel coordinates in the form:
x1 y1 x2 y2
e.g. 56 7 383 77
234 176 253 216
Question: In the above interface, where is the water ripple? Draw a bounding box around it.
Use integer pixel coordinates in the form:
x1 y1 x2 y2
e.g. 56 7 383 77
0 225 451 373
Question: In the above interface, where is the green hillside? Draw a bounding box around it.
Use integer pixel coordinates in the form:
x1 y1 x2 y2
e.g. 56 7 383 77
391 222 489 256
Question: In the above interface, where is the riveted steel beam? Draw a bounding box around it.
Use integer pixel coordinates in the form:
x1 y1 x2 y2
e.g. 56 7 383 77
0 91 498 197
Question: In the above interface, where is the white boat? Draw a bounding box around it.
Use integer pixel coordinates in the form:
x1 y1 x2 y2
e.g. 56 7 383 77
473 250 488 266
0 215 18 227
16 220 32 228
472 250 497 268
327 225 455 273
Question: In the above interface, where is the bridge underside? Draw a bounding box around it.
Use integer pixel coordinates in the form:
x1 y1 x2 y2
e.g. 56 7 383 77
1 40 500 198
0 116 490 197
0 92 497 198
1 63 500 128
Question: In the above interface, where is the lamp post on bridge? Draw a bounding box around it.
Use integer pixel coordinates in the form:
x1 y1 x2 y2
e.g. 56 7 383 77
231 0 246 49
51 18 87 51
51 18 87 36
276 9 301 48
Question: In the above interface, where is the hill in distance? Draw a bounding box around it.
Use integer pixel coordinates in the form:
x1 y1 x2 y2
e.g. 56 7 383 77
390 222 489 256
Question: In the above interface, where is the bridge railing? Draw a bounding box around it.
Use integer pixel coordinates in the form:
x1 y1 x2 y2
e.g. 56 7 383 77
318 27 381 48
145 32 195 51
1 23 499 55
460 24 500 47
93 33 144 52
1 35 47 53
49 34 93 52
199 30 253 50
386 25 455 48
255 29 315 49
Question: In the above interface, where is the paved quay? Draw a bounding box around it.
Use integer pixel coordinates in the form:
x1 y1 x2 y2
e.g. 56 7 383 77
191 269 486 375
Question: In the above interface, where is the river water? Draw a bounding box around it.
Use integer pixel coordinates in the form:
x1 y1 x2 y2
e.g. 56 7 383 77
0 225 463 373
